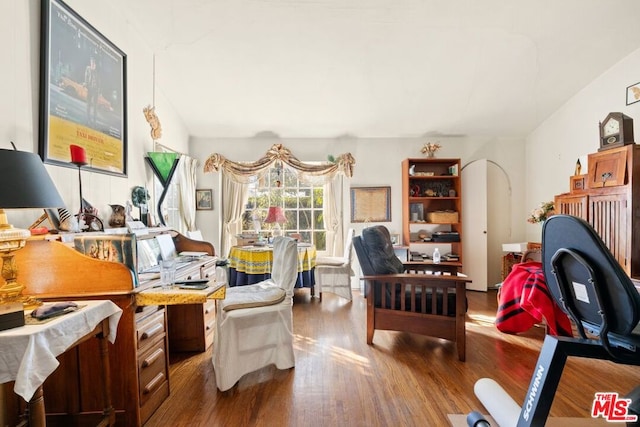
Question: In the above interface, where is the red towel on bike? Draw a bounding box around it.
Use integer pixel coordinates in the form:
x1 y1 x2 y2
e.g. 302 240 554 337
496 262 572 337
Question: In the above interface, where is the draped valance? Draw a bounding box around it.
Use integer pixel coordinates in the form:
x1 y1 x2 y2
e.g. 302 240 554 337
203 144 355 183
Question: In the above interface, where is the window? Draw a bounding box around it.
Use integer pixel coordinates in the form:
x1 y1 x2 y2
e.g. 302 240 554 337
242 165 326 250
154 178 180 229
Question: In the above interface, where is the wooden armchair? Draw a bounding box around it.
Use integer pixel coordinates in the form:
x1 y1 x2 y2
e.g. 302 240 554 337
353 226 470 361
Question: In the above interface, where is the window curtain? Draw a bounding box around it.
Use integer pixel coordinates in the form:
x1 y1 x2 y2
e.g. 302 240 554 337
177 155 198 232
204 143 355 254
220 172 249 256
204 143 355 183
323 176 344 256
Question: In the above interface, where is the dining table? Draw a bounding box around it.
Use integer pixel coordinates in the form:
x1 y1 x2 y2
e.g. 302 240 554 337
227 243 317 295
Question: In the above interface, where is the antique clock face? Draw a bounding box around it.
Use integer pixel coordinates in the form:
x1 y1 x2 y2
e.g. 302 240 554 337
599 113 635 151
603 118 620 138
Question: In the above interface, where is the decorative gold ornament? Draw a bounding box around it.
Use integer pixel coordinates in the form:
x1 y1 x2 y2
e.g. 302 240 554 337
143 105 163 141
421 142 441 158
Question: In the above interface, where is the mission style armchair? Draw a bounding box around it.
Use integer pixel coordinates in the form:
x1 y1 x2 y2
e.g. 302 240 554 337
353 225 470 361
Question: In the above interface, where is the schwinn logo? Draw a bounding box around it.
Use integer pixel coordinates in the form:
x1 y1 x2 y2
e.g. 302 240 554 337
522 365 545 421
592 392 638 422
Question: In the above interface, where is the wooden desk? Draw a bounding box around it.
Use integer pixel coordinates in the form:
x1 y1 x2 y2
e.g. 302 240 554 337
228 244 316 291
0 300 122 427
9 231 217 426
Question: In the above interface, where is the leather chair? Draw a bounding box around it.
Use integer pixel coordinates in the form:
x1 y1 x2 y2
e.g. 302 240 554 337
352 225 470 361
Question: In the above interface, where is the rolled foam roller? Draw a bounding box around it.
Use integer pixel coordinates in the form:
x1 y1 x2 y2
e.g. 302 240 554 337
474 378 521 427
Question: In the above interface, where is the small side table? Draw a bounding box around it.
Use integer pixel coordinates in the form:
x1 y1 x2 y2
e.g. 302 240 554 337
0 300 122 427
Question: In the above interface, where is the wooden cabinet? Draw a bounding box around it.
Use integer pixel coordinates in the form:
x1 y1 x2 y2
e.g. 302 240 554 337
167 257 218 352
402 158 463 270
555 144 640 277
168 300 216 352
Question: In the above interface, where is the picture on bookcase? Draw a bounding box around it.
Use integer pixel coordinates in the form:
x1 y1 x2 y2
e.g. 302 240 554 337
410 203 424 222
73 234 137 275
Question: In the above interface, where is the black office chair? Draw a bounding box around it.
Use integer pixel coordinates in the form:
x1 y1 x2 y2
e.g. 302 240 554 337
468 214 640 427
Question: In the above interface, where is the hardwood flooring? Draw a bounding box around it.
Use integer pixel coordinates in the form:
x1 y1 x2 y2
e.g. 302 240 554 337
144 289 640 426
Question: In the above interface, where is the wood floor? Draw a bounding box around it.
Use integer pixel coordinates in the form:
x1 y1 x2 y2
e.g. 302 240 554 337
144 289 640 427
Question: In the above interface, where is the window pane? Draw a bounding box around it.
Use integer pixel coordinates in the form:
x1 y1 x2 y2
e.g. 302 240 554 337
314 231 326 251
313 188 323 208
314 210 324 229
283 189 297 209
298 188 311 208
298 210 311 229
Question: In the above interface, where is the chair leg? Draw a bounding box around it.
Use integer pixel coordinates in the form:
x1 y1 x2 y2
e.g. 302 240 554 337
457 339 465 362
367 326 374 345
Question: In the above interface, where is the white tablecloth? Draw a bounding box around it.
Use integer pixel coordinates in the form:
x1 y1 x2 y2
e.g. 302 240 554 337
0 300 122 401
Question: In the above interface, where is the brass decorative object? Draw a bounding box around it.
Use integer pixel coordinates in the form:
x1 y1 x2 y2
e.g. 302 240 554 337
143 105 163 141
421 142 442 158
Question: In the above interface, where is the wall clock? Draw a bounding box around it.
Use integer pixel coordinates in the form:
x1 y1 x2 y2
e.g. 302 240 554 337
598 112 635 151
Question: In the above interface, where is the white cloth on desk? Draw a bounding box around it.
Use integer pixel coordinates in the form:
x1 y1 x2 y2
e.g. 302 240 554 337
0 300 122 401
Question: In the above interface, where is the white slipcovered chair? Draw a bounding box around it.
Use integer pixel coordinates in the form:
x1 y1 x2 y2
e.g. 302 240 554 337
212 236 298 391
315 228 355 301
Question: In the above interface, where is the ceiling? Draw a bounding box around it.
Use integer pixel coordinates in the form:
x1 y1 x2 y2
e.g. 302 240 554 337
113 0 640 139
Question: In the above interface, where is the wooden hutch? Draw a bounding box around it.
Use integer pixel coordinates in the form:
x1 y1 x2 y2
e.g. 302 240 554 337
554 144 640 277
3 230 219 426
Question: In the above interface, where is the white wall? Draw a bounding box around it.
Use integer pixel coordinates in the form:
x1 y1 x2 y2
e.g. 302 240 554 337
0 0 529 273
525 47 640 242
189 136 526 261
0 0 189 229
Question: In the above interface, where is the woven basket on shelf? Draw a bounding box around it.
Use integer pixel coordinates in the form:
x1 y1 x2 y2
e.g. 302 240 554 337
426 210 459 223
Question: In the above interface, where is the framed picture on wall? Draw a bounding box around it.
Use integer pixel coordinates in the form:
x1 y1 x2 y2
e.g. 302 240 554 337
39 0 128 177
196 189 213 210
626 81 640 106
350 186 391 222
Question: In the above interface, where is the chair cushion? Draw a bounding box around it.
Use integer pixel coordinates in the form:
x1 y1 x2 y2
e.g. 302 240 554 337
220 283 286 312
316 256 346 266
361 226 404 274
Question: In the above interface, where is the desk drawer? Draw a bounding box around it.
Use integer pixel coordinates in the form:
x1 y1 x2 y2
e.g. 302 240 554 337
137 340 169 424
136 308 166 352
203 300 216 349
138 338 168 405
200 260 218 280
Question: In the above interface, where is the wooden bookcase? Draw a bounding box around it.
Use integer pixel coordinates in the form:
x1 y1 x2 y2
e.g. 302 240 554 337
401 158 463 271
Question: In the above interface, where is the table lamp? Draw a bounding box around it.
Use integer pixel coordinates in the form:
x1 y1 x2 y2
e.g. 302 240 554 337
0 147 65 310
264 206 287 237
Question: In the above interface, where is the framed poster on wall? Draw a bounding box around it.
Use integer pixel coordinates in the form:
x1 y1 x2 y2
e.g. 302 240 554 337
39 0 128 176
